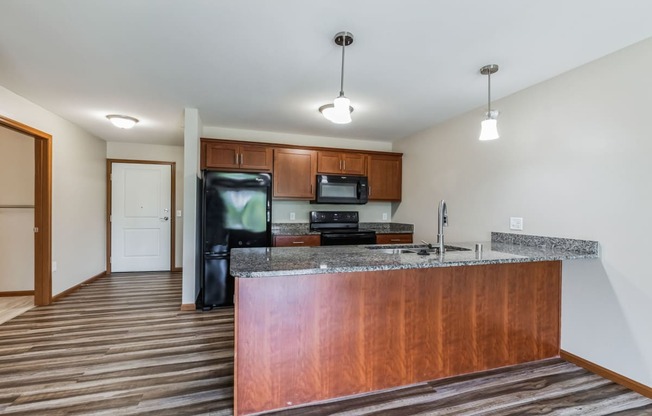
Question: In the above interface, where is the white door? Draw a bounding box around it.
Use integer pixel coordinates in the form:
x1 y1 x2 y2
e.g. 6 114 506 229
111 163 171 272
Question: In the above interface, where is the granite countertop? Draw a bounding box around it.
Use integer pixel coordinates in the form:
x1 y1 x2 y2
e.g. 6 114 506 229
272 222 414 236
231 232 599 278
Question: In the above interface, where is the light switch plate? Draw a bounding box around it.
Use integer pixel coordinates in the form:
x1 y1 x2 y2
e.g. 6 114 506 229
382 213 388 221
510 217 523 230
289 212 296 221
176 210 182 217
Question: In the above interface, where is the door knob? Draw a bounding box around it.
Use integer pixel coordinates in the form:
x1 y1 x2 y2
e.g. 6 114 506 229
160 217 169 221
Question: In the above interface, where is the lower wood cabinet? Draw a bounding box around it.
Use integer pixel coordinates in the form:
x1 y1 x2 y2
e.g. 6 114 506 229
273 235 320 247
376 233 413 244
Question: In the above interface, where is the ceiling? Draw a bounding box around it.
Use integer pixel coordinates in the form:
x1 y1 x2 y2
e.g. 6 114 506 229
1 1 651 146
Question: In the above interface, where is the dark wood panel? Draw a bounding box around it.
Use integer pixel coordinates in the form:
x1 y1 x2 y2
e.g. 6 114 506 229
273 235 320 247
375 233 413 244
367 154 402 201
239 144 272 171
234 261 562 415
272 148 316 199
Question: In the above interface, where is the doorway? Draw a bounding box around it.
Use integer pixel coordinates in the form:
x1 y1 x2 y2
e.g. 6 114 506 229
0 115 52 306
106 160 176 273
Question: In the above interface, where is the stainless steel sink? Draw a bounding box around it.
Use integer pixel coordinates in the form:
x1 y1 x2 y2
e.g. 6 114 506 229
367 245 471 255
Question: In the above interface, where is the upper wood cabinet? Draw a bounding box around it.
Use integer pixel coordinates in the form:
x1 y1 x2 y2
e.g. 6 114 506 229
367 154 402 201
273 148 317 199
202 141 272 171
317 151 366 176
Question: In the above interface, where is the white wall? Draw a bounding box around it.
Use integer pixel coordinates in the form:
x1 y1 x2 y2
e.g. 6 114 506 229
106 142 184 268
0 128 34 291
393 38 652 387
181 108 201 305
0 85 106 297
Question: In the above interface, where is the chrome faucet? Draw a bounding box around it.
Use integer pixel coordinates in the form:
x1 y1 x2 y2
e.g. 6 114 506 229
436 199 448 253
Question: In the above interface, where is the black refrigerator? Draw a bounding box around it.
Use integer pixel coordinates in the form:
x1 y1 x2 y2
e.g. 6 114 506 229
197 171 272 309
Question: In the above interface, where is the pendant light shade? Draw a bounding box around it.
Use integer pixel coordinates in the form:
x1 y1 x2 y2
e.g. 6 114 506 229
319 31 354 124
479 64 499 141
106 114 139 129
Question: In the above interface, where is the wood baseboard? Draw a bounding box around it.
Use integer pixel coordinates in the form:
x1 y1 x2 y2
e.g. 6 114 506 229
52 271 106 302
561 350 652 399
0 290 35 297
180 303 196 311
172 267 182 272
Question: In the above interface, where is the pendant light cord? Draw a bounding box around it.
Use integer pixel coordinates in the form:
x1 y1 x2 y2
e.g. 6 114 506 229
339 32 347 97
487 70 491 114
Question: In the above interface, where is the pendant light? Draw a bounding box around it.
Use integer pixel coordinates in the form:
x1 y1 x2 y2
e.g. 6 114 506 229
106 114 139 129
479 64 499 141
319 31 354 124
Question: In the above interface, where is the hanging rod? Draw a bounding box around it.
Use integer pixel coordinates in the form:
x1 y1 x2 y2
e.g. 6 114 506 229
0 205 35 209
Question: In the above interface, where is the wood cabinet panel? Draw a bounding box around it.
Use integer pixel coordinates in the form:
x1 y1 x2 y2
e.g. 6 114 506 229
273 235 320 247
273 148 317 199
203 142 239 169
239 145 273 171
317 151 366 175
202 141 272 171
376 233 413 244
234 261 561 415
367 154 402 201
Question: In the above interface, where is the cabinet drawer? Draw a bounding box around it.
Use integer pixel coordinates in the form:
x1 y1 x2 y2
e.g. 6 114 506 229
376 233 413 244
273 235 321 247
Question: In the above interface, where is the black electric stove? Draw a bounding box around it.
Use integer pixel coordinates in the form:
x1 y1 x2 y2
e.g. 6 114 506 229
310 211 376 246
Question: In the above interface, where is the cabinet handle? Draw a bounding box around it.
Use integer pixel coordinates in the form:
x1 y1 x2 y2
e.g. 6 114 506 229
234 153 238 165
339 160 343 170
369 185 372 196
292 241 305 244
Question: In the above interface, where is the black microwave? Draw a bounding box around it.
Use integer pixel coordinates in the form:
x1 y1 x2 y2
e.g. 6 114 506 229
314 175 368 204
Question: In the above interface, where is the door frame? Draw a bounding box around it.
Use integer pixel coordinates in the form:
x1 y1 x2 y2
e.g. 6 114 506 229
106 159 176 274
0 115 52 306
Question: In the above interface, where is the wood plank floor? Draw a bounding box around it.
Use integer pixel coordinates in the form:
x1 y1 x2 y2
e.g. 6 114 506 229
0 271 650 415
0 296 33 325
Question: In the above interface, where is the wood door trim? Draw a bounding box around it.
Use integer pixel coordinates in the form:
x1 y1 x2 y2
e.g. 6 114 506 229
0 291 35 297
0 115 52 306
106 159 176 274
561 350 652 399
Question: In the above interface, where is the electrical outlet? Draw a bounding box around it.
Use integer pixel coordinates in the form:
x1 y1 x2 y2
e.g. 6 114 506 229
289 212 296 221
176 210 182 217
510 217 523 231
382 213 388 221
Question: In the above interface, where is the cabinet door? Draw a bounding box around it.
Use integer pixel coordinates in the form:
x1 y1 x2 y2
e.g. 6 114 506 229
273 235 321 247
273 148 317 199
204 142 240 169
240 144 273 171
341 152 366 175
367 154 402 201
376 233 413 244
316 151 343 174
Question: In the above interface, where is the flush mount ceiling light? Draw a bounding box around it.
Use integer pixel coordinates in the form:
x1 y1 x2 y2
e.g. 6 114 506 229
106 114 139 129
479 64 499 141
319 31 354 124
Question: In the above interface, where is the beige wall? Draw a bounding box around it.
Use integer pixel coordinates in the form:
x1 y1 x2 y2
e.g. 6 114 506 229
393 38 652 387
0 85 106 297
106 142 184 269
0 128 34 291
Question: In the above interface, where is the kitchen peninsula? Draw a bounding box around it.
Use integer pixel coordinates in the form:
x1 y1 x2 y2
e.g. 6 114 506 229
231 232 599 415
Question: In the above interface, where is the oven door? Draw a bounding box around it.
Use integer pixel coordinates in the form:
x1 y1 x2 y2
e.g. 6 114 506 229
315 175 368 204
320 231 377 246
